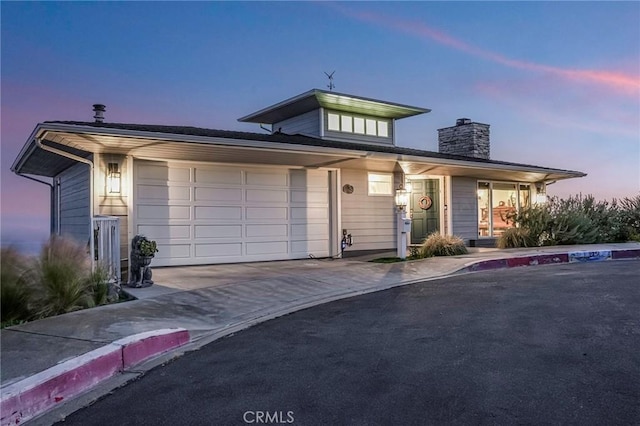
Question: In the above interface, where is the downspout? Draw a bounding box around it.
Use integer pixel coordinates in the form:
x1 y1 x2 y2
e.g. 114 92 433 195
14 173 55 234
35 137 95 267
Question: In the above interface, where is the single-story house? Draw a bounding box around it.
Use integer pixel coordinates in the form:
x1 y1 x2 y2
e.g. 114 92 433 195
12 89 585 270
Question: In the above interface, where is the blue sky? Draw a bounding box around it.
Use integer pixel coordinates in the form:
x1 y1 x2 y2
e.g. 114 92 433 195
1 1 639 247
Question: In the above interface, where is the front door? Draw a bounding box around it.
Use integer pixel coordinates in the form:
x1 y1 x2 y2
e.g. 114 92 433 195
410 179 440 244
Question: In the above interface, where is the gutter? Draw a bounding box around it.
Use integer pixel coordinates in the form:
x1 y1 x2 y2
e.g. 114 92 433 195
34 136 95 268
13 173 55 234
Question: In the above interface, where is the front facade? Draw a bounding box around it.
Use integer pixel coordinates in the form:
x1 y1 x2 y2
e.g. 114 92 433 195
12 89 585 269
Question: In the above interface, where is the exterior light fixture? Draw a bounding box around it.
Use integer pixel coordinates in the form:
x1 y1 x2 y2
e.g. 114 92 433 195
107 163 121 194
395 185 409 211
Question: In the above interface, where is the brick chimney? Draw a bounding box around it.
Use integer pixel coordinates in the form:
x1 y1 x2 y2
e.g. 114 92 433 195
438 118 490 159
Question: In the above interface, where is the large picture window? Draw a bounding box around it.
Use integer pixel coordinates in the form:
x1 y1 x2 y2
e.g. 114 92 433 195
478 181 530 237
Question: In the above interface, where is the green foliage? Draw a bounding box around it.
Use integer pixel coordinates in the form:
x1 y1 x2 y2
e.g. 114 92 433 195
497 228 534 249
420 232 468 257
33 236 95 317
1 236 119 327
508 193 640 247
1 247 34 325
138 238 158 257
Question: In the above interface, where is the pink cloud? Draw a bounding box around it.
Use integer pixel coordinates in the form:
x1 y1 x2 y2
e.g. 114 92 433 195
333 5 639 98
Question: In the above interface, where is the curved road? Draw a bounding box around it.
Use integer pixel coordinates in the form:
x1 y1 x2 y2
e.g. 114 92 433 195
58 261 640 425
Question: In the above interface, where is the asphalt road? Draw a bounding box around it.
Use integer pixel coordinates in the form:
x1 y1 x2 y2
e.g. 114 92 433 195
58 261 640 426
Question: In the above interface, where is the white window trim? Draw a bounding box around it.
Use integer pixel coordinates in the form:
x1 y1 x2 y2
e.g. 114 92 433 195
477 180 531 238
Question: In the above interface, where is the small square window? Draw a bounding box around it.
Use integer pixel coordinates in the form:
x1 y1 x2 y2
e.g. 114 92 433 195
378 121 389 137
328 113 340 131
366 119 377 136
341 115 352 133
368 172 393 196
354 117 365 134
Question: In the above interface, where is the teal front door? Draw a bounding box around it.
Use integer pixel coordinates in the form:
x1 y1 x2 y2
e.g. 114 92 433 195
410 179 440 244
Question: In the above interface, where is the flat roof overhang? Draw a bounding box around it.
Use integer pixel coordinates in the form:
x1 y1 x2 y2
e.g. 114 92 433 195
12 123 586 183
238 89 431 124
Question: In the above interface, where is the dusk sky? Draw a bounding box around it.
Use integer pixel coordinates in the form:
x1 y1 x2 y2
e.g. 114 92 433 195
1 2 639 249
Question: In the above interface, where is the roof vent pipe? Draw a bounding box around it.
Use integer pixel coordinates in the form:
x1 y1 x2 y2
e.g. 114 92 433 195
93 104 106 123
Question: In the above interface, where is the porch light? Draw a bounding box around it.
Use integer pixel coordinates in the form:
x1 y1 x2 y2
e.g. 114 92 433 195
107 163 121 194
395 185 409 211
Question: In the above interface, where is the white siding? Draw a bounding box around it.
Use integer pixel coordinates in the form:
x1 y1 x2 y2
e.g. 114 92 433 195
134 161 330 266
340 169 396 251
56 163 90 244
450 176 477 243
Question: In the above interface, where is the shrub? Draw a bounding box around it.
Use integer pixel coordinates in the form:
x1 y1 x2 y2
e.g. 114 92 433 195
420 233 468 257
32 236 96 317
1 247 34 324
619 194 640 241
497 228 534 249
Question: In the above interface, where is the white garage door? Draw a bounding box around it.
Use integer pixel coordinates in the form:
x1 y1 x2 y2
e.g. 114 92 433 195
133 161 331 266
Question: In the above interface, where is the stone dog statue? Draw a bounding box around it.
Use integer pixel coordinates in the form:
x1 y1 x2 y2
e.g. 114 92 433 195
128 235 155 288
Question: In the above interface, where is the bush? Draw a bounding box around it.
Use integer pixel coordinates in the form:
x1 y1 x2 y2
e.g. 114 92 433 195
1 247 34 324
497 228 534 249
619 195 640 241
420 233 468 257
32 236 97 317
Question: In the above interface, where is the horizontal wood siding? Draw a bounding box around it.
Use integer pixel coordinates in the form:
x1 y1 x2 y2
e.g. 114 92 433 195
273 110 320 137
57 163 90 244
450 176 477 243
341 169 396 251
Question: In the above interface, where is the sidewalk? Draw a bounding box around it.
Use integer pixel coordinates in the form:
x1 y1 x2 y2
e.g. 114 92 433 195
2 242 639 425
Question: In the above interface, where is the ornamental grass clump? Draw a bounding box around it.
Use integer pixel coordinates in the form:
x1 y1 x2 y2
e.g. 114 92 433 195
497 228 534 249
32 235 97 317
1 247 34 325
420 232 468 257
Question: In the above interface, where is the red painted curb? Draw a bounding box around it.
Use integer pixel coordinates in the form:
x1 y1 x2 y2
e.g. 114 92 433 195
118 329 190 369
0 328 189 426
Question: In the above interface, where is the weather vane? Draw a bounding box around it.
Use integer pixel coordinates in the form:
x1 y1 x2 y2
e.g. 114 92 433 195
324 71 335 91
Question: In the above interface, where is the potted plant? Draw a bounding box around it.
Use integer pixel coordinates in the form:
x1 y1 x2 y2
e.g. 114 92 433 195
138 239 158 258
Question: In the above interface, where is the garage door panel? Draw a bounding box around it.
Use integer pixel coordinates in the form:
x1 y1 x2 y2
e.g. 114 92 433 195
155 244 191 259
195 243 242 257
246 189 288 203
135 161 330 265
195 225 242 239
246 241 288 255
138 185 191 201
138 225 191 239
246 171 287 186
194 206 242 220
194 168 242 184
246 207 287 220
195 188 242 202
138 205 190 220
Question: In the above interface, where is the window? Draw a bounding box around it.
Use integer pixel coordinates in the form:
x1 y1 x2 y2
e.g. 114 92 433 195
354 117 365 134
477 181 531 237
368 173 393 196
325 111 390 138
378 121 389 137
341 115 352 133
327 113 340 131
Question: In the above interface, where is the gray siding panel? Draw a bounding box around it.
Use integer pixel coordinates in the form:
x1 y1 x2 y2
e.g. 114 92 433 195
341 169 396 251
450 176 477 243
56 163 90 244
274 110 320 137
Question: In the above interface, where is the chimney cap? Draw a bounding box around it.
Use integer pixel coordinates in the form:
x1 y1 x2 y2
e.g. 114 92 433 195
456 118 472 126
92 104 106 123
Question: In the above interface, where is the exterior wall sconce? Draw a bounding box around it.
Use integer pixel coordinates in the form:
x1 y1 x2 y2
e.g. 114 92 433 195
107 163 121 194
395 185 409 211
535 182 546 204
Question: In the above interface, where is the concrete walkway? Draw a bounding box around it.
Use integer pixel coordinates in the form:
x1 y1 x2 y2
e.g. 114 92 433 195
1 242 639 424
